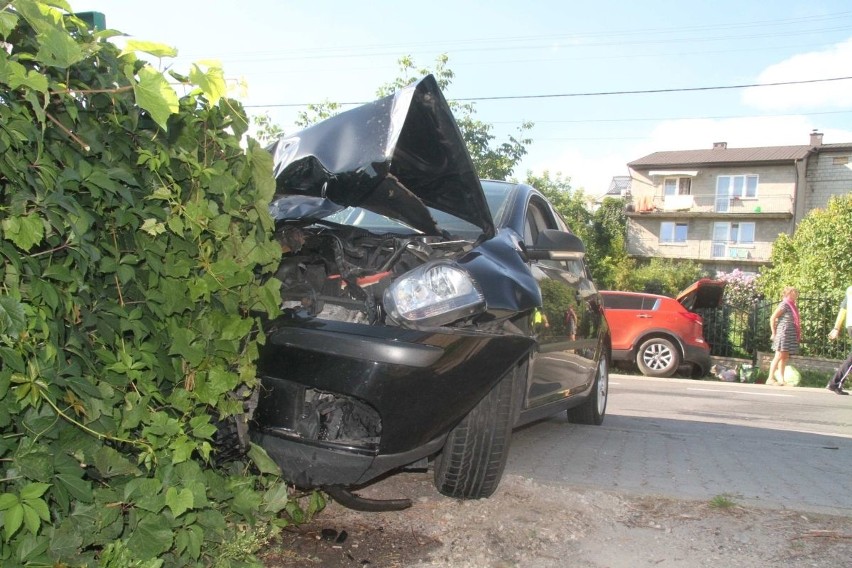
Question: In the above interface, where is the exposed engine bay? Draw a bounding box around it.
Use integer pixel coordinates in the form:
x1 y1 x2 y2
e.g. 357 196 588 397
274 223 475 326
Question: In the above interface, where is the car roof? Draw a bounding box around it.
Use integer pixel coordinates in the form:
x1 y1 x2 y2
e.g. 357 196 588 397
601 278 726 311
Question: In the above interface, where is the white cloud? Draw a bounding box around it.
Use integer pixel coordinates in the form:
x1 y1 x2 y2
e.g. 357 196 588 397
527 148 631 197
639 116 818 152
742 37 852 110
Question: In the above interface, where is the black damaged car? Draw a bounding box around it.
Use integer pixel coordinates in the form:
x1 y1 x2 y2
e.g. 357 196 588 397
249 75 610 510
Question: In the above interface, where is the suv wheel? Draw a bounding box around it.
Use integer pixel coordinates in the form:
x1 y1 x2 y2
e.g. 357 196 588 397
433 360 523 499
636 337 680 377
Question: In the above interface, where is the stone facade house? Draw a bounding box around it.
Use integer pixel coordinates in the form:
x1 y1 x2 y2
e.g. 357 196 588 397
624 131 852 274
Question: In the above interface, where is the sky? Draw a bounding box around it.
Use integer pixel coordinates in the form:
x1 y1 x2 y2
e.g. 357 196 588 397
72 0 852 196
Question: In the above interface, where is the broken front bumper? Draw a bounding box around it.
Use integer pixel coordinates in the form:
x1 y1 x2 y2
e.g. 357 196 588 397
250 317 533 488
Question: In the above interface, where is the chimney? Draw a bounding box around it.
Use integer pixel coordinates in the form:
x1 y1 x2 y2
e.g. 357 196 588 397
713 142 727 150
810 130 823 146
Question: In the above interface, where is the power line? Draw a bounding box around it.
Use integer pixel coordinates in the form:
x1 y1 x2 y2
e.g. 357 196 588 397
454 76 852 102
489 109 852 125
181 11 852 63
243 76 852 109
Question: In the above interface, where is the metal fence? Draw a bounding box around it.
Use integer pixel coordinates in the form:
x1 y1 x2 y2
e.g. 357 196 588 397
697 296 851 362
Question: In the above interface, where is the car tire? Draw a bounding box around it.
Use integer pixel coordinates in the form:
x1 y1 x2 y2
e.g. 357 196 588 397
433 360 523 499
636 337 680 377
567 356 608 425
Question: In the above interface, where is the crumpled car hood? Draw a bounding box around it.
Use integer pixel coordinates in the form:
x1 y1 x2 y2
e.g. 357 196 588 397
269 74 494 238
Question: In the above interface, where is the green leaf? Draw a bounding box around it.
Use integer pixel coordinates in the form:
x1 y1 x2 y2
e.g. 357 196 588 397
3 502 23 540
0 296 26 337
189 62 226 107
165 486 193 518
2 214 45 251
126 513 174 559
22 502 41 535
307 490 326 517
18 533 51 563
0 57 49 94
0 493 19 510
261 482 291 514
0 346 25 374
247 443 281 476
55 474 94 503
37 25 84 68
122 40 178 59
176 525 203 560
133 67 179 130
93 446 139 478
41 263 74 282
20 482 51 501
0 11 18 39
16 450 53 483
229 484 263 519
170 436 195 464
49 520 83 562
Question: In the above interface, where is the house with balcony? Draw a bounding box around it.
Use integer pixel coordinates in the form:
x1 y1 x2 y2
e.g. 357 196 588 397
624 131 852 274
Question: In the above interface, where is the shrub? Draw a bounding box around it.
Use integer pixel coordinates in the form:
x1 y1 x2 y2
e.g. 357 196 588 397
1 2 313 565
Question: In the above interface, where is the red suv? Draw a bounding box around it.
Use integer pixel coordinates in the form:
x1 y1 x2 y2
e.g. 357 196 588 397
600 279 725 377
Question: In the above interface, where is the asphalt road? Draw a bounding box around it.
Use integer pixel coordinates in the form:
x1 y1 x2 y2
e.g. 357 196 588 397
506 373 852 516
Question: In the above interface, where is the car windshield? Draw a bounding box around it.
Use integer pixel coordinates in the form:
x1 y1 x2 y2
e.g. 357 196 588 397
322 182 514 239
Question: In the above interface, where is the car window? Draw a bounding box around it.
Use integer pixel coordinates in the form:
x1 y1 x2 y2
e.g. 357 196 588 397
524 199 557 245
603 294 661 310
324 206 483 239
482 183 513 226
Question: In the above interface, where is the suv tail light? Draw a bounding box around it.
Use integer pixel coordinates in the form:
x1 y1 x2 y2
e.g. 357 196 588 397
679 311 703 325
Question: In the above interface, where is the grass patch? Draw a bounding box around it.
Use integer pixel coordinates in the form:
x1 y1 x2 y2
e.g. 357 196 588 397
708 494 738 509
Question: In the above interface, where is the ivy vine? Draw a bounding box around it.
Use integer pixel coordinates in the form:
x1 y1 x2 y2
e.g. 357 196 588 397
0 1 314 566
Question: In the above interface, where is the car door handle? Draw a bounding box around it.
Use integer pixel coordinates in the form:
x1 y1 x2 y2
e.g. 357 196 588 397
637 314 652 318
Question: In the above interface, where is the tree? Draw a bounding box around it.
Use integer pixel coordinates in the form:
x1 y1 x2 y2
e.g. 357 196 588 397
759 193 852 301
0 2 318 565
251 111 285 146
587 197 630 290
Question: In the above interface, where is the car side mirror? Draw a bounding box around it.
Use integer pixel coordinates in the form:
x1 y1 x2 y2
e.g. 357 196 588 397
527 229 586 260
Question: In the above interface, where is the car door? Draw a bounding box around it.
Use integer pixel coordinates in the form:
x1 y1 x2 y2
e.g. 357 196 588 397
602 293 660 352
524 197 602 408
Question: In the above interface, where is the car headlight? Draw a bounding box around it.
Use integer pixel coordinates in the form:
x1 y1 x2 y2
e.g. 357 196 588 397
384 262 485 327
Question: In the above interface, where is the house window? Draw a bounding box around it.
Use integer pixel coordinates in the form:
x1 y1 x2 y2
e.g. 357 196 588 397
713 222 755 244
717 174 758 198
663 177 692 196
660 222 688 244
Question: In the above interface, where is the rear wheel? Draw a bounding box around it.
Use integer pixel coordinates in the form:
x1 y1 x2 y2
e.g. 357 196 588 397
433 360 524 499
636 337 680 377
567 356 608 425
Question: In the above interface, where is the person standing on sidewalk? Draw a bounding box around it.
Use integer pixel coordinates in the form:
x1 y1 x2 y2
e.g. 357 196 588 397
826 285 852 395
767 286 801 386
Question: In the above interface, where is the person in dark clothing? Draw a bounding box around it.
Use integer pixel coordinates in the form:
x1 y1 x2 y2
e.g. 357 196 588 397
826 286 852 395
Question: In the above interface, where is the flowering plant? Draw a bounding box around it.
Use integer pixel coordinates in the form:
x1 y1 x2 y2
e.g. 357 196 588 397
717 269 760 308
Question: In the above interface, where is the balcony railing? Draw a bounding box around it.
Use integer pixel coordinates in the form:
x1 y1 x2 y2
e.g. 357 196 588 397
627 239 773 263
630 194 793 215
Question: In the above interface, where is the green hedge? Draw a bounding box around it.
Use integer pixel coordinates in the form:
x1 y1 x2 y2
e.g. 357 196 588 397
0 2 316 566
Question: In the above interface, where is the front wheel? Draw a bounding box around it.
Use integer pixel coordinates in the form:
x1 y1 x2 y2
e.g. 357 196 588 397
567 356 608 425
433 360 524 499
636 337 680 377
